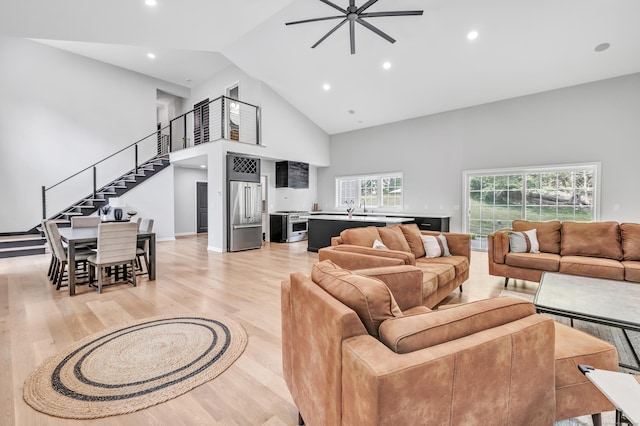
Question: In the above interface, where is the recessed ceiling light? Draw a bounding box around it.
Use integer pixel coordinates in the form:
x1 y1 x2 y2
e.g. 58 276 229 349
382 62 392 70
348 110 355 114
322 83 331 91
467 30 479 41
595 42 610 52
147 52 156 59
145 0 157 6
200 165 206 169
185 78 192 82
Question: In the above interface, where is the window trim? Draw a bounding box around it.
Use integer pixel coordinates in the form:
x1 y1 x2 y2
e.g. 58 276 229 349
335 172 404 210
462 162 601 235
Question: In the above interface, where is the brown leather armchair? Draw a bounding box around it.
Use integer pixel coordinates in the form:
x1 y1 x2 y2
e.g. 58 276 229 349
282 260 618 425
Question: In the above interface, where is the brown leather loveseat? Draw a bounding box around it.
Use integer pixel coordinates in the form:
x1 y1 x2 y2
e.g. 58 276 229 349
488 220 640 286
281 261 618 425
318 224 470 308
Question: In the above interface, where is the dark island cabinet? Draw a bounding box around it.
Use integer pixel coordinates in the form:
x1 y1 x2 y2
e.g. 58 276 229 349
412 216 450 232
276 161 309 189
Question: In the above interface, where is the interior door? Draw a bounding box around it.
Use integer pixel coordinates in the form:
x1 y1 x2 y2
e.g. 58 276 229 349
196 182 208 233
193 98 209 145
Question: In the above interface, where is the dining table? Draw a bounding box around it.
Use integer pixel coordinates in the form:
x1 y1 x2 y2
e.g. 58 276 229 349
58 226 156 296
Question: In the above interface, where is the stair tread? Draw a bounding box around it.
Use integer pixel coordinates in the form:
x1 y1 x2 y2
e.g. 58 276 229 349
0 235 44 243
0 245 45 253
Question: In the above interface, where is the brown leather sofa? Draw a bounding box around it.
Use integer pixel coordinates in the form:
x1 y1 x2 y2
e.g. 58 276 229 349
281 261 618 425
488 220 640 286
318 224 470 308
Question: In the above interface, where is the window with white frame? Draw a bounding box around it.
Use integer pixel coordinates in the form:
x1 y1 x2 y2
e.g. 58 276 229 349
335 173 403 210
464 163 599 250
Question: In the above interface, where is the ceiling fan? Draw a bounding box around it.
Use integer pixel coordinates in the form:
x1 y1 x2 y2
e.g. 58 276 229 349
285 0 423 55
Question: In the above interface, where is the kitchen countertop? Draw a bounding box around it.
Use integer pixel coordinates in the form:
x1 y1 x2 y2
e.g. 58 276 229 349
305 214 414 223
309 211 450 218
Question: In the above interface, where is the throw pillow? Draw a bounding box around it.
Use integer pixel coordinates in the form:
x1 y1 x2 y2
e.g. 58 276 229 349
377 225 412 253
508 229 540 253
339 226 381 247
512 220 561 254
311 260 403 339
372 239 389 250
399 223 426 258
421 234 451 258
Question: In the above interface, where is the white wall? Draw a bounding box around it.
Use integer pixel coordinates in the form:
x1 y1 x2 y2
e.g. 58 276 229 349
184 63 330 167
117 166 175 241
319 73 640 232
174 166 208 235
0 36 188 232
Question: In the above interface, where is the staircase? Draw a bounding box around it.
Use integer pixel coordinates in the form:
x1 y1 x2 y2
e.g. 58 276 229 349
0 154 170 259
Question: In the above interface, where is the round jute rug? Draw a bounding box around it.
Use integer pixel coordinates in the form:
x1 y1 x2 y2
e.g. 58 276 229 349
23 314 247 419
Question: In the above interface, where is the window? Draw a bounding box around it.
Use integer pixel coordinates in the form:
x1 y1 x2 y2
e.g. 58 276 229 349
336 173 403 210
464 164 599 250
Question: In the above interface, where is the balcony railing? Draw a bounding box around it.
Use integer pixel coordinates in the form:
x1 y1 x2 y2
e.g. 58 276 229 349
165 95 260 150
42 96 260 221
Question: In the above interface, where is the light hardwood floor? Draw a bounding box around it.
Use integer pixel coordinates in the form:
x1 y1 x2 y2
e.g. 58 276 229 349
0 235 539 426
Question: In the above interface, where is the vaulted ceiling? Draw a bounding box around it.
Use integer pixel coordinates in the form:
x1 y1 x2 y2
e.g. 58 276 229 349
2 0 640 135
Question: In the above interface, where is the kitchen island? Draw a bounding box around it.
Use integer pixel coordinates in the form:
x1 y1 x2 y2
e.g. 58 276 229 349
306 214 414 252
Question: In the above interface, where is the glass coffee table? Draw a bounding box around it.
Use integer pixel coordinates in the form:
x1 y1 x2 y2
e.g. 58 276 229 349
534 272 640 371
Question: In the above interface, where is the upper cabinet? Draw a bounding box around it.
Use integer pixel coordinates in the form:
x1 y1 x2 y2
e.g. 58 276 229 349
276 161 309 189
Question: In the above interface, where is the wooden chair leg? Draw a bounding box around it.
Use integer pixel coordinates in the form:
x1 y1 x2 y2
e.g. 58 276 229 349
98 266 104 294
56 261 67 290
591 413 602 426
298 412 304 426
504 277 509 287
47 255 55 279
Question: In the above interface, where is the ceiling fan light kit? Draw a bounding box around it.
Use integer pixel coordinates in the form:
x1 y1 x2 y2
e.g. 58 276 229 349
286 0 423 54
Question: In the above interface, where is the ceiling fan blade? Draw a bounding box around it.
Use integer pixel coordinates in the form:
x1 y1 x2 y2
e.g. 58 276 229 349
318 0 347 14
285 15 345 26
311 18 348 49
350 20 355 54
356 0 379 14
360 10 424 18
356 18 396 44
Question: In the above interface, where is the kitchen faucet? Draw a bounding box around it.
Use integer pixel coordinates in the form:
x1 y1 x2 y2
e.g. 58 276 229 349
360 200 366 213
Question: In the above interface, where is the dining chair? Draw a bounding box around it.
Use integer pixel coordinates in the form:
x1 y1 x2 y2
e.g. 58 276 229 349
71 216 101 228
46 221 92 290
87 222 138 293
136 218 154 276
41 220 58 281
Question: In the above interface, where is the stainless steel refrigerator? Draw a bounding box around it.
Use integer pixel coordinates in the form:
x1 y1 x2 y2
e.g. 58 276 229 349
228 181 262 251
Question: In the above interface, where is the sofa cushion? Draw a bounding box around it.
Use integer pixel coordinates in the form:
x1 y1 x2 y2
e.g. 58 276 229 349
559 256 625 281
311 260 402 338
419 255 469 277
621 223 640 261
416 261 455 288
508 229 540 253
400 223 426 258
561 221 622 260
421 234 451 258
513 220 561 254
622 261 640 283
339 226 381 247
505 252 560 272
378 297 535 353
378 225 411 253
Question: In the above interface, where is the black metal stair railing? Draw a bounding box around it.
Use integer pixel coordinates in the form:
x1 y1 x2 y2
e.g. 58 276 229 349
41 96 260 227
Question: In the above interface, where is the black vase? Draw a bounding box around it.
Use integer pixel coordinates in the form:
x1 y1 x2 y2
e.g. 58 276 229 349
114 208 123 221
